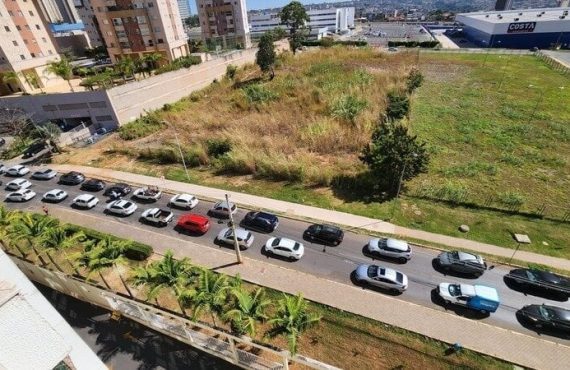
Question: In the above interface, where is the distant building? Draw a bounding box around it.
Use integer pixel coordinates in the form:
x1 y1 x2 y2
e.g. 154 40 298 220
249 7 355 38
90 0 189 63
456 7 570 49
178 0 191 21
195 0 251 49
74 0 105 48
495 0 514 11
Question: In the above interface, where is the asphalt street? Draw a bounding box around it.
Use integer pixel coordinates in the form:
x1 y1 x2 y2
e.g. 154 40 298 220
4 168 570 346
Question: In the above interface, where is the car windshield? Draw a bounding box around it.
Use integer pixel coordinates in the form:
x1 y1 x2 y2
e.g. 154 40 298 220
271 238 280 247
525 270 539 282
448 284 461 296
367 265 379 278
293 242 300 251
224 229 233 238
539 306 554 320
395 272 404 284
450 251 460 260
124 202 133 208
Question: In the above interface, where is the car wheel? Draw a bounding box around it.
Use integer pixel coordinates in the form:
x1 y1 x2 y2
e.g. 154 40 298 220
398 257 408 264
289 256 296 261
444 299 451 305
391 288 400 294
333 240 340 246
480 309 488 315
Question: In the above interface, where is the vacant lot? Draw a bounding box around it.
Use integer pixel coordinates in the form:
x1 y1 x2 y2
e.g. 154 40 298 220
57 48 570 256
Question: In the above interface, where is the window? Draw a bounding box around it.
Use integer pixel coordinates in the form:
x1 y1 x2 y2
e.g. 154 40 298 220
16 25 21 30
28 10 34 16
157 38 163 43
12 40 18 46
48 50 53 55
23 39 28 44
30 52 35 57
4 26 9 32
36 24 40 30
18 10 23 16
42 37 47 42
106 31 112 36
148 2 154 7
8 11 14 16
25 25 30 30
20 55 25 60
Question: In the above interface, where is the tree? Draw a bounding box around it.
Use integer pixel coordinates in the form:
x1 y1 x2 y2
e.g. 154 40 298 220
143 52 163 74
91 236 135 297
223 287 271 337
385 91 410 120
359 120 429 194
181 269 229 327
2 71 27 94
32 122 62 153
22 72 44 93
115 57 135 82
269 27 288 41
184 15 200 28
132 250 195 313
9 214 59 267
39 226 84 274
47 57 75 92
406 68 424 93
279 1 310 54
0 207 24 258
256 32 276 80
267 293 321 355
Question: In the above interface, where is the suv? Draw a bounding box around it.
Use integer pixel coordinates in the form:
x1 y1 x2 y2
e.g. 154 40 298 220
209 200 237 218
104 183 132 197
80 178 106 191
437 251 487 276
303 224 344 246
241 211 279 233
366 237 412 263
59 171 85 185
176 214 210 234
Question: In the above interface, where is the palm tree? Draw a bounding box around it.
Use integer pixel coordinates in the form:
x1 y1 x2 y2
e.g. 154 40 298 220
0 207 24 257
267 294 322 355
75 245 113 289
22 72 44 93
223 287 271 337
131 250 195 313
80 76 97 91
143 52 163 74
9 213 59 267
2 71 27 94
183 269 229 327
94 236 135 297
39 226 85 274
133 58 146 78
115 57 135 82
46 57 75 92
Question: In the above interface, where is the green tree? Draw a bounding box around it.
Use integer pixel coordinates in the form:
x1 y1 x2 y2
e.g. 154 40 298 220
2 71 27 94
143 52 163 74
9 214 59 267
269 27 288 41
47 57 75 92
225 64 238 80
385 91 410 120
256 32 276 79
0 207 24 258
184 15 200 28
181 269 229 327
267 293 321 355
132 250 195 313
279 1 310 54
115 57 136 82
39 226 84 273
406 68 424 93
22 72 44 93
360 120 429 194
224 287 271 336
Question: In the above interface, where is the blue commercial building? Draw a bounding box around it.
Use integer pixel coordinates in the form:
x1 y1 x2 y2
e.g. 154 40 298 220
456 7 570 49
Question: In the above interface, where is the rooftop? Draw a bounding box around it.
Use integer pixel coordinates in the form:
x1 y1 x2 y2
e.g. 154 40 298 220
458 7 570 23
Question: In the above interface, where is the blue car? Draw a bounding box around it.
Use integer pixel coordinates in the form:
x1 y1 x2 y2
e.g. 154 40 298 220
241 211 279 233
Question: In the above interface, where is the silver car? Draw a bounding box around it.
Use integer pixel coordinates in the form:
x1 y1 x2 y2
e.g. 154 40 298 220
210 200 237 218
216 227 254 250
42 189 68 203
437 251 487 277
106 200 138 216
32 168 58 180
354 264 408 293
366 237 411 263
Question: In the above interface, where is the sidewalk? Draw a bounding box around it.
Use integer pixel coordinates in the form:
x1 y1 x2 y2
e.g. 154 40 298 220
44 204 570 370
52 164 570 271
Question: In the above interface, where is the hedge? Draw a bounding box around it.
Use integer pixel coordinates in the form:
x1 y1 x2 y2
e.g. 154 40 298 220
387 41 440 48
301 39 368 47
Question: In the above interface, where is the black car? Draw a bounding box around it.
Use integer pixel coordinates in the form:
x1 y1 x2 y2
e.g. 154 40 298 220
517 304 570 334
241 211 279 233
304 224 344 246
23 140 47 158
506 268 570 298
59 171 85 185
103 183 132 197
80 178 106 192
436 251 487 277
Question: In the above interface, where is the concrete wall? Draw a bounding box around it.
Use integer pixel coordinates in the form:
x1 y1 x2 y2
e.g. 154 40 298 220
107 48 259 123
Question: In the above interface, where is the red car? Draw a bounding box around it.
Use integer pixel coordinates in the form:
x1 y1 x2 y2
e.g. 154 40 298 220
176 214 210 234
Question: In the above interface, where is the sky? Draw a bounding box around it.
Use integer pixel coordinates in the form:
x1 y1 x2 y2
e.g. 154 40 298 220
188 1 342 14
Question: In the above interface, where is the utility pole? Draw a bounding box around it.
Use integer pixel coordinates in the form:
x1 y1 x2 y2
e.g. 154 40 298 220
163 120 190 181
226 193 243 264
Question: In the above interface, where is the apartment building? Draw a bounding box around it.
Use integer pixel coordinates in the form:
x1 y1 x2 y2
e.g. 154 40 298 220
0 0 63 96
90 0 189 63
75 0 104 48
196 0 251 49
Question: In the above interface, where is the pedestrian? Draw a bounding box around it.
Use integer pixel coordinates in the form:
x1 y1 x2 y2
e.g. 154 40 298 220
42 205 49 216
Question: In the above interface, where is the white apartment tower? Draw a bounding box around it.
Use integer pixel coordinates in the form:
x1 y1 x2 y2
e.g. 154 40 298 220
90 0 189 63
178 0 191 20
74 0 104 48
0 0 63 95
196 0 251 48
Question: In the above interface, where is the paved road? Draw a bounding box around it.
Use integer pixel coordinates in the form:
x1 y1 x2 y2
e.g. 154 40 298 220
36 283 237 370
4 168 570 346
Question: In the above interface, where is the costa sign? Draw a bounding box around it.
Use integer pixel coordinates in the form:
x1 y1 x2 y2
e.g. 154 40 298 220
507 22 536 33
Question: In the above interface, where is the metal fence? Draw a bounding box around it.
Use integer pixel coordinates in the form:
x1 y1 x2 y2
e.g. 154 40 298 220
536 51 570 75
420 48 534 55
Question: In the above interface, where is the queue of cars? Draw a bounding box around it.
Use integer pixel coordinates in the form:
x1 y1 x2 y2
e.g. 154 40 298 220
3 166 570 336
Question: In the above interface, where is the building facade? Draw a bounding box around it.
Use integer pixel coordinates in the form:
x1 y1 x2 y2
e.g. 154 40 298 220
90 0 189 63
0 0 63 95
196 0 251 49
457 7 570 49
178 0 191 21
249 7 355 37
75 0 105 48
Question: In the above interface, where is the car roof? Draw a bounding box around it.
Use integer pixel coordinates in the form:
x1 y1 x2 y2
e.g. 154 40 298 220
10 178 27 183
256 211 276 220
234 228 250 238
11 165 24 169
456 251 479 262
176 193 194 200
384 238 409 251
76 194 95 201
179 213 208 223
533 270 566 284
112 200 130 207
47 189 64 194
215 200 234 208
276 237 296 249
378 267 397 281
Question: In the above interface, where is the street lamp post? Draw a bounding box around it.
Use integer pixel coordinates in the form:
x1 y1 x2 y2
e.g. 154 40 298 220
162 120 190 181
225 193 243 264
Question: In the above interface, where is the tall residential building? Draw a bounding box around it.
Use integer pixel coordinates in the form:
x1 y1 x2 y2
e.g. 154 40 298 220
90 0 189 63
75 0 105 48
196 0 251 49
34 0 81 24
0 0 62 95
178 0 191 21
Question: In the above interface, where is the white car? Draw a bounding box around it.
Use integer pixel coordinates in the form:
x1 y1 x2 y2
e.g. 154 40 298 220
5 165 30 177
32 168 58 180
169 193 199 209
6 178 32 191
106 199 138 216
264 237 305 260
210 200 237 218
72 194 99 209
42 189 68 203
6 189 36 202
133 186 162 201
216 227 254 250
354 264 408 293
366 238 412 263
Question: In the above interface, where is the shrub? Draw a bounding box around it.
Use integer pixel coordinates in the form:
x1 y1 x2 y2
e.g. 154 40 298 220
242 84 278 103
154 55 202 75
387 41 440 48
498 191 525 209
320 37 335 48
137 147 178 164
119 112 165 140
206 138 232 158
226 64 238 79
406 68 424 93
330 95 368 124
386 91 409 120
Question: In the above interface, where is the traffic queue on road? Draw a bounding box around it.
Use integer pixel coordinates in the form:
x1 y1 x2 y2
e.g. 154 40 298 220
2 165 570 337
